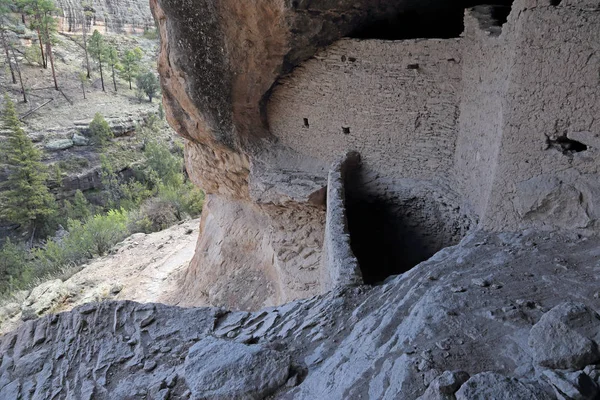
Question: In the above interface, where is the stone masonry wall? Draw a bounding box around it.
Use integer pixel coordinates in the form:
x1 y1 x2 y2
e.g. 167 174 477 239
469 0 600 231
268 38 463 184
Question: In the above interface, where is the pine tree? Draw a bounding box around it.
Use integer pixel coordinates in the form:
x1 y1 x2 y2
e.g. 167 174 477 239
18 0 59 89
106 45 119 92
88 30 106 92
0 0 16 84
119 47 142 90
136 71 159 102
0 95 56 237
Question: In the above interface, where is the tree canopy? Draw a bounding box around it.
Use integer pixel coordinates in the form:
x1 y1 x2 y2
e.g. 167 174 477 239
0 95 56 235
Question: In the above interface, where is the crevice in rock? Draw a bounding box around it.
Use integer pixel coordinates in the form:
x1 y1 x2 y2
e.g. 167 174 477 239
546 135 588 155
348 0 514 40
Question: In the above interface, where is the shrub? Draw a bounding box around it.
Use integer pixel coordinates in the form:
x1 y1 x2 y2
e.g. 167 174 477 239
128 197 177 233
35 209 129 276
80 210 129 255
136 71 160 102
0 239 31 294
142 139 183 188
156 183 204 220
89 113 113 145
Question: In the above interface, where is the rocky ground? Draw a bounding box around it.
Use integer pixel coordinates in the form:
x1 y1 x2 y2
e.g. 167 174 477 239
0 219 199 336
1 228 599 399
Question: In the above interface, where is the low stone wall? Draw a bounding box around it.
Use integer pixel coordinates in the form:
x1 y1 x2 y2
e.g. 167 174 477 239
321 152 363 291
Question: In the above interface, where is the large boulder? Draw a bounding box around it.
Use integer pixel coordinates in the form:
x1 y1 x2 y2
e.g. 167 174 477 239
455 372 551 400
44 139 74 151
528 302 600 370
184 336 291 399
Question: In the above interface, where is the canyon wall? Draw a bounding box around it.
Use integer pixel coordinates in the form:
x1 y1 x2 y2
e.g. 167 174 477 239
54 0 154 34
152 0 600 310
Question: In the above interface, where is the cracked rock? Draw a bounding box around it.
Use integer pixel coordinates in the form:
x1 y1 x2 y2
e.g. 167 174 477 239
528 302 600 369
184 336 291 399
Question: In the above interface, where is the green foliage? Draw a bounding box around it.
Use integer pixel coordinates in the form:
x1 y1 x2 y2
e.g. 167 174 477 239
0 95 56 234
136 71 159 102
24 44 43 66
88 29 106 90
100 154 122 208
63 190 91 222
76 209 129 255
57 156 89 172
142 139 183 188
119 47 142 90
0 239 31 294
87 29 105 61
157 182 204 219
142 28 158 40
128 197 177 234
89 112 113 145
36 209 129 275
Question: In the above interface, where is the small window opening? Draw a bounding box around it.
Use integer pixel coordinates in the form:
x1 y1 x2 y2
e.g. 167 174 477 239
407 63 419 70
303 118 309 128
549 0 562 6
342 127 350 134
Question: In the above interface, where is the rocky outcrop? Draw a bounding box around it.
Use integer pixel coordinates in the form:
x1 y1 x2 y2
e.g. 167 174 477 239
150 0 600 310
2 230 600 398
54 0 154 34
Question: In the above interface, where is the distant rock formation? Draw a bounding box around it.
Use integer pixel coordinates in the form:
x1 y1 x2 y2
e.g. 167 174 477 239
54 0 154 34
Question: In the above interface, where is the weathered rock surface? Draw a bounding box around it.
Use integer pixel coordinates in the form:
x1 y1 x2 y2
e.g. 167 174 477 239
150 0 600 309
55 0 154 34
44 138 73 151
529 302 600 370
2 230 600 398
184 337 291 399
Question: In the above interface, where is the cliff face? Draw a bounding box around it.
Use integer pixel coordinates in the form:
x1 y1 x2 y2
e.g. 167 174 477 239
1 0 600 398
152 0 600 310
3 230 600 399
54 0 154 34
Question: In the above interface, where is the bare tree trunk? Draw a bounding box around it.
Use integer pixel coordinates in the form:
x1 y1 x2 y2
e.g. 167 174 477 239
81 80 86 99
82 14 91 78
0 30 16 84
11 47 27 103
36 29 46 68
111 64 117 91
99 59 105 92
46 39 58 90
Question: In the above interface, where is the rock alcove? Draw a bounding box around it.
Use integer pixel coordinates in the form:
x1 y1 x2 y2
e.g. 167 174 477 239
348 0 514 40
344 168 474 285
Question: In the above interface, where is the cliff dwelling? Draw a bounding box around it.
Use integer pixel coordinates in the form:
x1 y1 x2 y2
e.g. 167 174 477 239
2 0 600 397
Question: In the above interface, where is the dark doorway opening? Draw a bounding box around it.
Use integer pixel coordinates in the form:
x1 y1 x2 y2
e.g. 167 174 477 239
345 193 471 284
348 0 514 40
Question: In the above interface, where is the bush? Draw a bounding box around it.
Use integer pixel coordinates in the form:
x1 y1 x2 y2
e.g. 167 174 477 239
136 71 160 102
142 28 158 40
79 210 129 255
156 183 204 219
128 197 177 233
35 209 129 277
0 239 31 294
89 113 113 145
141 139 183 188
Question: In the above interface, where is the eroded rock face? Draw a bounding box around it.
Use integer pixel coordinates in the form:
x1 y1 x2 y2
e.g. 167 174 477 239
2 230 600 398
54 0 154 34
149 0 600 310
